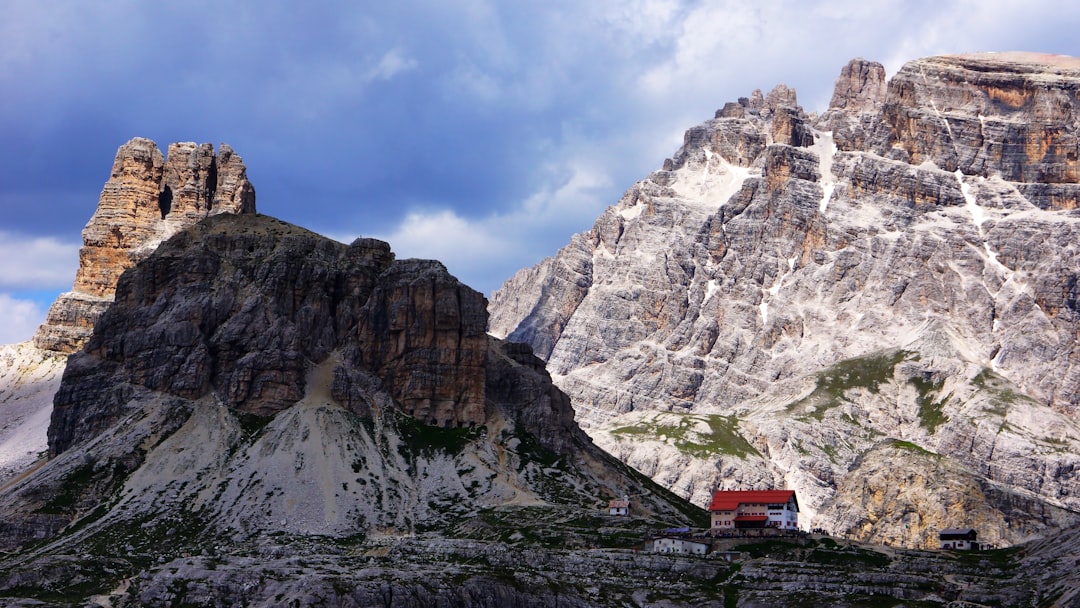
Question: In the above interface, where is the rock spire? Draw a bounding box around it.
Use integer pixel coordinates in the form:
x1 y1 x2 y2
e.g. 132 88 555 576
828 57 887 111
33 138 255 354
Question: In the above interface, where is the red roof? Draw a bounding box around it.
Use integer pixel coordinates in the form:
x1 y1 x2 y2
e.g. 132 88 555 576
734 515 769 522
709 490 798 512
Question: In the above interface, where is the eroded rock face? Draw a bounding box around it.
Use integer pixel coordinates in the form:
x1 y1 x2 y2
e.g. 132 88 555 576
49 216 386 453
33 138 256 354
349 259 488 428
0 211 698 572
828 57 888 112
490 53 1080 547
875 53 1080 189
47 214 582 459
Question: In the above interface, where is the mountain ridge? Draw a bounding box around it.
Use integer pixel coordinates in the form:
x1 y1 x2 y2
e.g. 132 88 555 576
0 211 708 605
2 53 1080 605
489 52 1080 549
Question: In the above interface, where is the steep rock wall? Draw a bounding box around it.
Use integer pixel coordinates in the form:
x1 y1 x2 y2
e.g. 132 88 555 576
33 138 256 355
490 53 1080 548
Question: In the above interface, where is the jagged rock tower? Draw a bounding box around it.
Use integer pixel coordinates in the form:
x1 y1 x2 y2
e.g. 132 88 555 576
33 138 255 354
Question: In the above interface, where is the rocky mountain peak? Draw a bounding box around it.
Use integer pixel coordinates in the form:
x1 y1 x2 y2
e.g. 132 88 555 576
33 138 256 354
828 57 887 111
765 83 799 110
489 53 1080 549
877 52 1080 187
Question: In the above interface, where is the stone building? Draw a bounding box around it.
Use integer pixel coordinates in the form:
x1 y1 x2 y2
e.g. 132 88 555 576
651 537 710 556
938 528 979 551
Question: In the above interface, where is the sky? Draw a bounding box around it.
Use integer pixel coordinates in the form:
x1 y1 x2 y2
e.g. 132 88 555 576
2 0 1079 344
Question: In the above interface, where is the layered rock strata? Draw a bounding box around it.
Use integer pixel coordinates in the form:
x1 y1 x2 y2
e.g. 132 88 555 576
33 138 255 354
30 212 689 532
48 215 490 454
490 52 1080 548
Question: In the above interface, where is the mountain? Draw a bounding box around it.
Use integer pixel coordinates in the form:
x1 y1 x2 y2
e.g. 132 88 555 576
0 207 704 605
2 94 1080 602
0 139 256 487
489 52 1080 549
35 137 256 355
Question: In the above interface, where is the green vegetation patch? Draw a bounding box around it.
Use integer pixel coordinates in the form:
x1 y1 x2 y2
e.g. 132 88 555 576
35 458 134 516
456 506 656 550
731 539 809 559
787 351 912 420
908 375 950 433
508 426 561 469
806 547 890 569
610 414 760 459
889 439 936 457
973 368 1039 417
35 461 96 514
79 509 212 570
842 596 936 608
952 545 1023 570
0 559 130 605
233 409 274 440
395 415 486 457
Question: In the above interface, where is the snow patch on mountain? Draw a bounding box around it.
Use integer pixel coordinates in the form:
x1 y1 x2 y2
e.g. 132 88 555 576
810 130 837 213
670 150 757 209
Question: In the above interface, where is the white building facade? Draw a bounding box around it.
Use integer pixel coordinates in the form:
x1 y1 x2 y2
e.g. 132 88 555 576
652 537 710 555
709 490 799 531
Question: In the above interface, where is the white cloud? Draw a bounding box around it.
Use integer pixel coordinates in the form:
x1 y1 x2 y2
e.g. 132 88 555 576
0 232 79 289
367 48 418 81
372 209 512 267
444 62 504 103
339 161 617 295
622 0 1080 121
522 163 614 220
0 294 45 345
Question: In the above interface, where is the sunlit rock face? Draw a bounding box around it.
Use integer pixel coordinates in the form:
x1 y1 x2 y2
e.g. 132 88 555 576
490 53 1080 549
33 138 256 355
0 343 65 485
0 139 256 486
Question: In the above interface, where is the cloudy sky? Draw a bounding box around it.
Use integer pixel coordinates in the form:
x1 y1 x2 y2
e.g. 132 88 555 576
2 1 1078 343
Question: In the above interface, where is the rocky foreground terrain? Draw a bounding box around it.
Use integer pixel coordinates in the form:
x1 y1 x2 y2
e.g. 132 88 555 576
490 52 1080 549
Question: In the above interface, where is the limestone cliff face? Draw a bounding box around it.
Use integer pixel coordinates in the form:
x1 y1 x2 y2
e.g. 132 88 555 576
0 212 695 557
490 52 1080 548
33 138 256 354
877 53 1080 190
48 215 494 454
350 259 489 428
